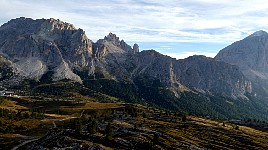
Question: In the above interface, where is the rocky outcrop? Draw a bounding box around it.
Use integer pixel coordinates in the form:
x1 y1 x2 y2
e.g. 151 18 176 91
94 33 136 59
125 51 252 98
178 55 252 98
92 33 140 81
133 43 139 54
215 30 268 98
0 17 94 82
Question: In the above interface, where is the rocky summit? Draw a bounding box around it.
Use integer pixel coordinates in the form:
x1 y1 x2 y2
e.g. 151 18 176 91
0 17 93 83
215 30 268 99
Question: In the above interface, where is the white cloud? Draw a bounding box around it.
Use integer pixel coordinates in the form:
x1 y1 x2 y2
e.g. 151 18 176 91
1 0 268 42
1 0 268 58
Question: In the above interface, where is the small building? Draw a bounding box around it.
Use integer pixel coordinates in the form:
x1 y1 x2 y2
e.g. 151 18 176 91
0 91 15 97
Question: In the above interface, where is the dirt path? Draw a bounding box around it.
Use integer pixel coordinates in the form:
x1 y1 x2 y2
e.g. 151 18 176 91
11 138 38 150
12 111 83 150
80 110 85 118
53 120 57 128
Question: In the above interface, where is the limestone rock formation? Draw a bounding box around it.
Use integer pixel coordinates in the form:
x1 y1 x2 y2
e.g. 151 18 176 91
215 30 268 98
125 51 252 98
0 17 254 98
178 55 252 98
133 43 139 54
0 17 94 83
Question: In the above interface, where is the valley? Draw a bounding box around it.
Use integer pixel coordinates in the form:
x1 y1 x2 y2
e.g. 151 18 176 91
0 17 268 149
0 95 267 149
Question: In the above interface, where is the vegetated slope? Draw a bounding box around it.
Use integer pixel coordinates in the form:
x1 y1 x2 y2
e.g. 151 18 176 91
5 101 266 150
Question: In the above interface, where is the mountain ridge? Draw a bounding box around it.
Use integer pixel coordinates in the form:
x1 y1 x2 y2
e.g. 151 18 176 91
215 29 268 100
0 17 253 97
0 17 267 120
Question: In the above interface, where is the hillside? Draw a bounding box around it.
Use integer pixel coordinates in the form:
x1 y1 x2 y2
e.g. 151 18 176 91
0 96 267 149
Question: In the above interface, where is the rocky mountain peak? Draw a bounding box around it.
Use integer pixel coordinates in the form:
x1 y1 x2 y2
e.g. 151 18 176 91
0 17 94 83
103 33 132 52
104 32 120 45
42 18 76 31
133 43 139 54
215 30 268 98
0 17 77 33
185 55 212 61
215 30 268 71
249 30 268 37
94 33 136 58
139 50 163 57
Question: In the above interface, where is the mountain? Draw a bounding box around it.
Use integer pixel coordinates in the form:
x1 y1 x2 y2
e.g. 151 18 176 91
0 17 267 120
0 17 250 98
120 51 251 98
177 55 252 98
0 17 94 83
215 30 268 100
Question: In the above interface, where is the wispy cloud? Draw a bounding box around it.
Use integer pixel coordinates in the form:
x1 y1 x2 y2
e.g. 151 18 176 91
0 0 268 58
1 0 267 42
164 51 218 60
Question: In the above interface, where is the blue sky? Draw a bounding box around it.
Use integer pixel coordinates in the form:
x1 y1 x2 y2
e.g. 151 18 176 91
1 0 268 59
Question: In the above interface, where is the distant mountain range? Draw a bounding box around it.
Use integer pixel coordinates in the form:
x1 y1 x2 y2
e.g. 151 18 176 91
0 17 268 120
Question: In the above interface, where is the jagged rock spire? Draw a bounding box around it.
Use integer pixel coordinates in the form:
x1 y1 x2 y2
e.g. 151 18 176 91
133 43 139 54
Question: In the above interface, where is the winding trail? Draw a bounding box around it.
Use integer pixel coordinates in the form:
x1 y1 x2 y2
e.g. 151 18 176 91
12 111 85 150
80 110 85 118
11 139 38 150
53 120 57 128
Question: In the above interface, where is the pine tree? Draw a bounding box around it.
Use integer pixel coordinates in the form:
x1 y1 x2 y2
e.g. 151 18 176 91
7 124 14 133
17 111 23 119
153 133 160 145
142 112 147 118
105 122 113 140
24 112 30 119
182 115 187 122
75 119 82 134
87 119 98 134
0 108 3 117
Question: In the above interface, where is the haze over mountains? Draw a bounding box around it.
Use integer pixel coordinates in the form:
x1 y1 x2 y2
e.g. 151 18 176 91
0 17 268 120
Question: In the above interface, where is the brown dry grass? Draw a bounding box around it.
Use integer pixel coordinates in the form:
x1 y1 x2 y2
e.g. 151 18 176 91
0 99 28 110
0 133 29 138
44 113 74 119
134 112 268 149
112 120 133 127
66 92 96 101
13 119 41 129
60 102 122 112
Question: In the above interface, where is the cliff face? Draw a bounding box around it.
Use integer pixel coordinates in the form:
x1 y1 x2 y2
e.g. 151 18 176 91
215 30 268 98
177 55 252 98
0 17 93 82
123 51 252 98
0 17 253 98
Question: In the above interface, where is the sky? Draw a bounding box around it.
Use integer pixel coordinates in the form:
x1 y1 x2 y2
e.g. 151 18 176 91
0 0 268 59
